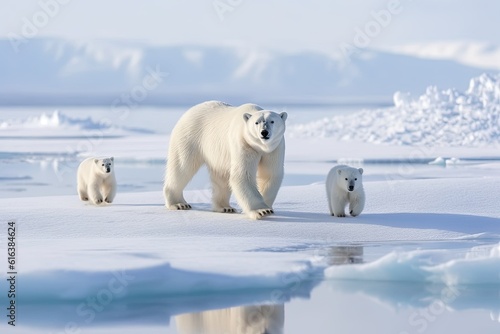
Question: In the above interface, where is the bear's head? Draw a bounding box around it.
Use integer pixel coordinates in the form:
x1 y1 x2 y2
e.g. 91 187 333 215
243 111 287 153
94 157 114 175
337 167 363 192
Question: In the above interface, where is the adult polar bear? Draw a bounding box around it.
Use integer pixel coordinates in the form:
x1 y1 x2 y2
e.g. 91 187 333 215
164 101 287 219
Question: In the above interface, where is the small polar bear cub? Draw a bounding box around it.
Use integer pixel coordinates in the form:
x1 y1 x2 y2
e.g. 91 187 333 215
77 157 116 205
326 165 365 217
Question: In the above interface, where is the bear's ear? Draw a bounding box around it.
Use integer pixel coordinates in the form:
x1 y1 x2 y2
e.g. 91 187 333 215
358 168 363 175
243 113 252 122
337 169 342 175
279 112 288 121
110 157 114 161
94 159 99 164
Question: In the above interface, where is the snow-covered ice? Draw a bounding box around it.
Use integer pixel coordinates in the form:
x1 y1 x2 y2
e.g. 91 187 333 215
2 164 499 332
289 73 500 147
0 75 500 332
0 109 154 137
326 243 500 285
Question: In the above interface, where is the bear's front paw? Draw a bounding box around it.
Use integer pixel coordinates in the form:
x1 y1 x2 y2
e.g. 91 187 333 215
248 208 274 220
349 208 363 217
169 203 192 210
94 198 103 205
104 198 113 204
333 212 346 217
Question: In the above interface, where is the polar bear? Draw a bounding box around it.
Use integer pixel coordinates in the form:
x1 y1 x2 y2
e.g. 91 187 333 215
77 157 116 205
163 101 287 220
175 304 284 334
326 165 365 217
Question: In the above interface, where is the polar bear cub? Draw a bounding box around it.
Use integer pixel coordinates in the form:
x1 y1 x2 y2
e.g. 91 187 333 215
164 101 287 220
326 165 365 217
77 157 116 205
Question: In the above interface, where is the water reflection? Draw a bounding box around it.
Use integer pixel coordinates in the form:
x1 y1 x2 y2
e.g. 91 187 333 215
176 304 284 334
172 246 365 334
8 244 500 333
327 245 364 265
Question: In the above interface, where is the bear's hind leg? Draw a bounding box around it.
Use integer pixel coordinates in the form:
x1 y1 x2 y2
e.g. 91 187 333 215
78 188 89 201
327 195 334 216
164 151 202 210
209 169 236 213
77 177 88 201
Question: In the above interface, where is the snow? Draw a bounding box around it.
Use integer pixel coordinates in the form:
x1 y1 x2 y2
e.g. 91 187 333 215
429 157 447 166
428 157 465 166
0 110 153 137
0 75 500 332
0 110 109 130
2 161 500 301
1 166 499 334
289 73 500 147
326 243 500 286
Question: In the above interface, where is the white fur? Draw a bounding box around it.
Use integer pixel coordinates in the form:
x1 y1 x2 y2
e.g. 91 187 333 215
163 101 287 220
77 157 116 205
175 304 284 334
326 164 365 217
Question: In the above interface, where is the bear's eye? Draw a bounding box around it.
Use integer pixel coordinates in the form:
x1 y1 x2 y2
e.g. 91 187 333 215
355 178 357 181
345 178 348 181
255 122 258 125
102 164 104 166
271 121 274 124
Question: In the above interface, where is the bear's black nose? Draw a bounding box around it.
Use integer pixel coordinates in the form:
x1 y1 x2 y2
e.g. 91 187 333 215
261 130 269 138
348 185 354 191
106 168 111 173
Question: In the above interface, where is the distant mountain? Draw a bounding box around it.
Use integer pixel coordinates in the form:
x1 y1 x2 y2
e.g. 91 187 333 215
0 38 496 106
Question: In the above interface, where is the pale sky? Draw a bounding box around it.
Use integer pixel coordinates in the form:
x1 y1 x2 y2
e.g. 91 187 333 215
1 0 499 54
